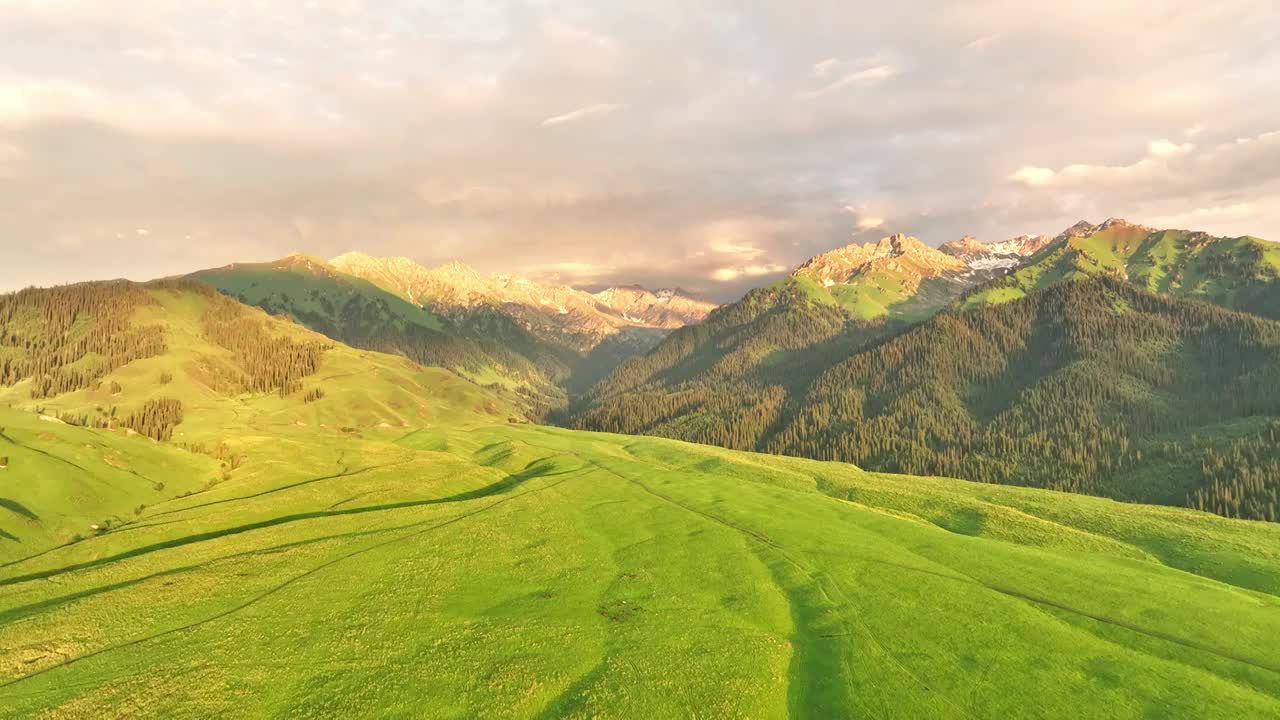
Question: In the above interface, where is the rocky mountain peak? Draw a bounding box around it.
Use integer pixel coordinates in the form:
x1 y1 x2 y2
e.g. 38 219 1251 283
1056 220 1100 241
1098 217 1150 233
325 251 715 351
796 233 967 285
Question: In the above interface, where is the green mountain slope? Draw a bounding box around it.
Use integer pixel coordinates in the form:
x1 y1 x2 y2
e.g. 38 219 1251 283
966 218 1280 318
0 279 512 556
3 423 1280 719
189 255 572 416
787 232 1021 322
557 232 1035 442
575 278 1280 521
1 280 1278 717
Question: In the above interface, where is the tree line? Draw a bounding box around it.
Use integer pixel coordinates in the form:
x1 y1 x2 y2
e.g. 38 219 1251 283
0 282 166 398
573 277 1280 522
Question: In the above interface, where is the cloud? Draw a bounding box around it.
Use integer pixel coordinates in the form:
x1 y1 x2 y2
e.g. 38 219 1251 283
710 263 787 282
1011 138 1198 188
801 62 898 99
813 58 839 77
541 103 622 127
1147 203 1260 228
1148 139 1193 157
0 142 21 177
1010 166 1056 186
3 2 1280 299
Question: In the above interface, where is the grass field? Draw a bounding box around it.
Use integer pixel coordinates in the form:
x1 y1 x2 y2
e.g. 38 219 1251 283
3 418 1279 717
2 284 1278 718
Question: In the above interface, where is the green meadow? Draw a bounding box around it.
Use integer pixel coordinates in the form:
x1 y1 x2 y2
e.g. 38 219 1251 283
1 284 1278 718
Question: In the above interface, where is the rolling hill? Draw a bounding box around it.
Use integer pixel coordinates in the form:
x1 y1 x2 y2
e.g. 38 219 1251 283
571 224 1280 522
0 278 512 556
1 279 1278 717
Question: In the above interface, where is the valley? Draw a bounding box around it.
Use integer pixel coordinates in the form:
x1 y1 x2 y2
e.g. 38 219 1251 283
2 223 1279 717
0 281 1277 717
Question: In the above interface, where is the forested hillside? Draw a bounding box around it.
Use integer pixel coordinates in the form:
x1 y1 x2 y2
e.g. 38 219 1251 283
3 275 1279 718
190 255 571 416
575 277 1280 521
0 278 513 554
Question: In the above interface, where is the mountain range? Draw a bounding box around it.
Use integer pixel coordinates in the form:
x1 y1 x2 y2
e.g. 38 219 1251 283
3 274 1275 716
330 251 716 351
189 252 716 414
570 219 1280 521
36 217 1270 523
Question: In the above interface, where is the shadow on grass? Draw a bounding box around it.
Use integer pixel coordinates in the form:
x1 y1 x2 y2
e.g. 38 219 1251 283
0 457 578 589
0 498 38 522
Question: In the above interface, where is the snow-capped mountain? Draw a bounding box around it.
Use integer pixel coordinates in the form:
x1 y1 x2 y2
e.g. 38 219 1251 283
938 234 1053 270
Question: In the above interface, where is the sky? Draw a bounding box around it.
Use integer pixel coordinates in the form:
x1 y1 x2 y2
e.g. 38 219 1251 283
2 1 1279 301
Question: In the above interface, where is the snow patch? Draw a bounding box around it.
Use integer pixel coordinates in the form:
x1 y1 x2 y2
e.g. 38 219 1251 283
966 256 1021 271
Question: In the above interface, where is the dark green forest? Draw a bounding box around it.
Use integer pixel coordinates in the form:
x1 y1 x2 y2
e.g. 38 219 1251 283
574 278 1280 521
0 282 166 398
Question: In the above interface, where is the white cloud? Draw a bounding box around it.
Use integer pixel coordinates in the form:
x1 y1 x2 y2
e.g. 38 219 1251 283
1012 137 1200 188
1148 139 1193 157
965 35 999 50
813 58 839 77
1010 166 1056 186
709 263 786 282
1147 203 1259 228
541 103 622 127
801 62 897 99
0 142 21 177
855 215 885 230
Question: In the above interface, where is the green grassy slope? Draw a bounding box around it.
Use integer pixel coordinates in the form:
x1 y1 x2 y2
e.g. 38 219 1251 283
3 280 1278 717
0 281 513 561
190 256 570 416
1 418 1278 718
966 223 1280 318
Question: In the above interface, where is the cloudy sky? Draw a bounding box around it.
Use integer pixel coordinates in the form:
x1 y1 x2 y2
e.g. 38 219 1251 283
2 0 1279 300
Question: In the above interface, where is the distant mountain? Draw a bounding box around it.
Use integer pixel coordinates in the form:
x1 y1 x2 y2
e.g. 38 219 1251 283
939 233 1053 269
330 251 716 353
570 222 1280 521
784 232 1044 322
188 252 715 414
965 218 1280 318
188 254 572 416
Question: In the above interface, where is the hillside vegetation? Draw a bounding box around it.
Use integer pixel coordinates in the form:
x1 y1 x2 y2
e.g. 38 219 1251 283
1 280 1277 717
966 219 1280 318
0 280 512 556
190 255 570 416
574 280 1280 522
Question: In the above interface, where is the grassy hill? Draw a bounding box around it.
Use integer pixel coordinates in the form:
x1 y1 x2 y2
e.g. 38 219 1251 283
2 279 1279 717
0 280 512 557
966 220 1280 318
2 417 1279 716
573 278 1280 521
190 255 572 417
